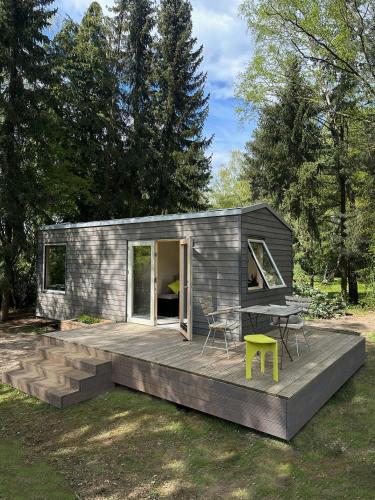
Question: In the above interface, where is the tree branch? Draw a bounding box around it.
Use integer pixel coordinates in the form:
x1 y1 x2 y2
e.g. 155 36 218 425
267 3 375 98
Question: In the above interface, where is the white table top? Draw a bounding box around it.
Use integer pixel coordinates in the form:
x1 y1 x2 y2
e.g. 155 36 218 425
239 305 302 317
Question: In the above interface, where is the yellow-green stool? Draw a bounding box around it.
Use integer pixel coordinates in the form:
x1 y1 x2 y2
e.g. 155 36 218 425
244 334 278 382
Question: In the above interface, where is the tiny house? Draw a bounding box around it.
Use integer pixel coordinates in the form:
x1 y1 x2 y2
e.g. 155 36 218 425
36 203 293 338
6 201 364 438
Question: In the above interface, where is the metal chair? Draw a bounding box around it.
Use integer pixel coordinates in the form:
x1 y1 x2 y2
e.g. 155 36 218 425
200 296 239 358
269 296 311 356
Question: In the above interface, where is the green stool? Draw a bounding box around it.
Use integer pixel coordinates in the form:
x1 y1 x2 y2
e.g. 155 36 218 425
244 334 278 382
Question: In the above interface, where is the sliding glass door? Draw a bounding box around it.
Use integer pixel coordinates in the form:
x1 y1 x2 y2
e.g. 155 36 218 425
127 241 156 324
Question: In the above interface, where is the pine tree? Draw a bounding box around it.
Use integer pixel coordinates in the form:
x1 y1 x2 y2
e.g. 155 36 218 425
112 0 156 217
153 0 211 213
51 2 122 221
0 0 55 320
245 58 322 224
244 58 323 282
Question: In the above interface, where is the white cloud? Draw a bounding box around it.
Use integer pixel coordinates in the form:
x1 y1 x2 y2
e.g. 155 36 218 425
191 0 252 100
56 0 114 19
210 150 231 172
54 0 255 175
55 0 251 102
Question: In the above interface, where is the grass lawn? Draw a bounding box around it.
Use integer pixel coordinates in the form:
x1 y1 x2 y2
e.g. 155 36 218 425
1 332 375 499
315 278 373 314
315 277 370 296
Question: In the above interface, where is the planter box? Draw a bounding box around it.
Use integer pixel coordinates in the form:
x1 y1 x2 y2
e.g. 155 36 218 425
59 318 113 331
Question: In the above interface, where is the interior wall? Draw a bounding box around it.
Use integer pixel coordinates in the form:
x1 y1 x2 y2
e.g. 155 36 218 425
157 241 180 296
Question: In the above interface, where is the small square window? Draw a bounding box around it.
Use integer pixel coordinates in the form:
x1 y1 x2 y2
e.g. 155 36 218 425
247 239 285 290
44 245 66 292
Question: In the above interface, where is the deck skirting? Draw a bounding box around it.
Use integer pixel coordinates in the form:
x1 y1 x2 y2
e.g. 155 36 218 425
286 338 365 439
112 354 288 438
41 324 366 440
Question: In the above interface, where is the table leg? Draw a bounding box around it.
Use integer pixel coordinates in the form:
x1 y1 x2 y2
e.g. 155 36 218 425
248 313 258 333
278 316 293 369
242 313 259 363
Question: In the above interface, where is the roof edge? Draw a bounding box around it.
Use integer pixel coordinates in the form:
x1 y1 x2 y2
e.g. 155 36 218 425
241 203 292 231
40 202 292 232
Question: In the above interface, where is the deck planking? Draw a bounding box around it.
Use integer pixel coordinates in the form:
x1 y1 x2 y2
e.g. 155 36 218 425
43 322 365 439
45 323 363 398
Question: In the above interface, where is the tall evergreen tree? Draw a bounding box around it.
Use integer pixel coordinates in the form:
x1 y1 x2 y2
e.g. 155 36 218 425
153 0 211 213
0 0 55 320
245 58 322 230
112 0 156 217
51 2 122 221
244 58 323 283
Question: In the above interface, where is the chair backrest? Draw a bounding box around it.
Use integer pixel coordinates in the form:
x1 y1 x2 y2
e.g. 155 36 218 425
285 295 311 313
199 296 214 317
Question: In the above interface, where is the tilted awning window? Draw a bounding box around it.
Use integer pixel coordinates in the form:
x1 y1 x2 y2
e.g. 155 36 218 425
247 239 286 290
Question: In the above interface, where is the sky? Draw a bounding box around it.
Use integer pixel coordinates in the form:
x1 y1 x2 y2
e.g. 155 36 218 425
53 0 256 175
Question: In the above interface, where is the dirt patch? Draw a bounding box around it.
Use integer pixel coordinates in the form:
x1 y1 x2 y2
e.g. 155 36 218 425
306 312 375 334
0 309 54 377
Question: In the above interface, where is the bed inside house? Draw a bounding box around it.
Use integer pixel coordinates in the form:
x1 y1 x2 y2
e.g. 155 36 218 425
157 240 180 328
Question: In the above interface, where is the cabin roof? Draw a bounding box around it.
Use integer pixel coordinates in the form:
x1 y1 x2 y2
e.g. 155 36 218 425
40 202 292 231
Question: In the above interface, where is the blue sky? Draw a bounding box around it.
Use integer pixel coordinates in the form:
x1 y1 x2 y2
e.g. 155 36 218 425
53 0 256 175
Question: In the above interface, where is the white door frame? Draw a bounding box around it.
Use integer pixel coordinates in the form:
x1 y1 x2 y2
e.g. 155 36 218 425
127 240 156 325
179 238 193 340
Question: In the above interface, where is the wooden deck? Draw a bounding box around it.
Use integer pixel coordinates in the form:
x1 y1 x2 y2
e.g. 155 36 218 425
44 323 365 440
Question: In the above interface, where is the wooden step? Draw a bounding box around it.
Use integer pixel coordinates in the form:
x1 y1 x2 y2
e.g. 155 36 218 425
2 367 79 409
20 357 97 390
2 342 114 409
36 346 112 375
41 334 111 360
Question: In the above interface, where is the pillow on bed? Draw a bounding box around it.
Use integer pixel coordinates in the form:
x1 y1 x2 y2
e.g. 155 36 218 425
168 279 180 294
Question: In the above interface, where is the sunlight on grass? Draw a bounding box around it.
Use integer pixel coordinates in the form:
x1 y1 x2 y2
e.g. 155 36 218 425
59 424 91 441
87 420 140 443
152 420 183 433
107 409 131 420
0 333 374 498
315 277 373 313
163 459 185 472
155 478 183 496
231 488 252 498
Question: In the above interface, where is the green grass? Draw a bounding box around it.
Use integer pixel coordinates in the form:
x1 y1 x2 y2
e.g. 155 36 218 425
77 314 102 324
1 331 375 499
0 437 74 499
315 278 373 313
315 278 370 296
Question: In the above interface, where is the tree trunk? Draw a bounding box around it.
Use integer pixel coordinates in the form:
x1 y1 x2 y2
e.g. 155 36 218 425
0 288 12 322
347 189 358 305
339 173 348 301
348 260 359 305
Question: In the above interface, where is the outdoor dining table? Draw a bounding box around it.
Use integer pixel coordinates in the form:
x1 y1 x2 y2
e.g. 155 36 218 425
238 305 303 368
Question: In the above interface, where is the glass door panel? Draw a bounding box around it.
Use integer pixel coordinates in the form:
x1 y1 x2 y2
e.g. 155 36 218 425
133 245 151 318
128 241 155 324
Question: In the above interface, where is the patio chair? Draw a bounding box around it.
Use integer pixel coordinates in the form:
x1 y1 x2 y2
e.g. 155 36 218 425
199 296 239 358
269 296 311 356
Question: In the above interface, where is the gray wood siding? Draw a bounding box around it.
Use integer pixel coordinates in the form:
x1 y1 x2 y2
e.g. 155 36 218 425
37 215 242 332
240 208 293 337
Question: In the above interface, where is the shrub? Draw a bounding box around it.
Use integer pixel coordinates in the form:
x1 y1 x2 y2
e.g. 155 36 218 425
361 259 375 309
77 315 101 325
293 282 346 319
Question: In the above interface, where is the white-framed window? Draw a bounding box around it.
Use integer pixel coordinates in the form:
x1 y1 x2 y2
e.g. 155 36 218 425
43 244 66 292
247 239 286 291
